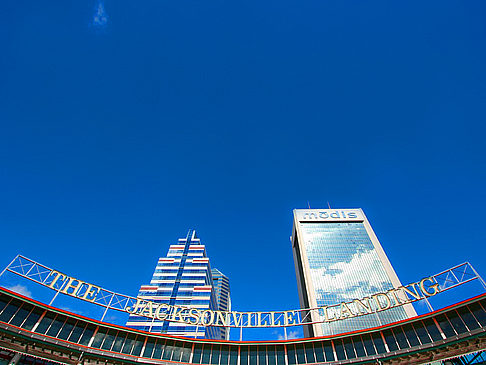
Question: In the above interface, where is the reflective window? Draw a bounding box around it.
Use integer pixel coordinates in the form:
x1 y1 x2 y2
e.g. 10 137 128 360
372 333 386 353
304 343 315 364
46 315 65 337
468 303 486 326
201 343 211 364
249 346 257 365
230 347 238 365
313 342 325 363
436 314 456 338
111 331 126 353
0 296 10 314
383 329 398 351
163 340 175 361
240 346 249 365
79 324 95 346
295 344 305 364
286 344 296 365
181 342 192 363
57 319 76 340
172 342 183 362
91 328 107 348
22 308 43 331
143 338 155 358
402 324 419 347
0 300 20 323
192 343 202 364
121 334 136 354
457 307 480 331
352 336 366 357
264 346 268 365
152 339 165 360
267 345 276 365
343 338 356 359
219 345 229 365
211 344 221 365
362 334 376 356
4 292 486 365
423 319 442 341
333 339 346 361
131 336 144 356
323 342 335 361
392 327 409 349
10 303 33 327
446 310 468 334
101 329 117 351
299 222 409 335
128 235 220 338
412 321 431 344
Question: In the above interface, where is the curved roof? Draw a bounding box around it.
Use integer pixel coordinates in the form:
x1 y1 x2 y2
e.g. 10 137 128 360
0 287 485 364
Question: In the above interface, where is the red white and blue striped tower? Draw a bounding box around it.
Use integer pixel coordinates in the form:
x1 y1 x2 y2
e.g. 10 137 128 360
126 230 224 339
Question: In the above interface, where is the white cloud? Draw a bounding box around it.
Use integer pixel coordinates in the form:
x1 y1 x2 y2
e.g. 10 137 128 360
6 284 32 298
310 249 390 302
276 330 299 340
59 306 84 315
92 0 108 27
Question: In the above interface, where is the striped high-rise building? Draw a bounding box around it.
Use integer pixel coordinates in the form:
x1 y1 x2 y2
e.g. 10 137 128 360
126 230 226 339
211 268 231 340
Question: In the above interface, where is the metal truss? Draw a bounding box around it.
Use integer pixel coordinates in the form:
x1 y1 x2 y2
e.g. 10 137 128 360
433 262 486 292
0 255 138 321
1 255 485 328
446 351 486 365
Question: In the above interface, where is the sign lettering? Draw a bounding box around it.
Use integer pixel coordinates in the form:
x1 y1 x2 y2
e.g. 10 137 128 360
7 255 464 329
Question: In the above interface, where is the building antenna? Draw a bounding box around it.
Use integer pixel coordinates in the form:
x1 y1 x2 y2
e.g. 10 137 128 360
327 201 331 209
307 201 311 209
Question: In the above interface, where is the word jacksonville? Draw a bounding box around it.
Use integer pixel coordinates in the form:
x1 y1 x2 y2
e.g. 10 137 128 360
127 277 439 327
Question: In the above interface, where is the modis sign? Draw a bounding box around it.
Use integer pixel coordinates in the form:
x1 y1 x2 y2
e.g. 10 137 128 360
296 209 363 222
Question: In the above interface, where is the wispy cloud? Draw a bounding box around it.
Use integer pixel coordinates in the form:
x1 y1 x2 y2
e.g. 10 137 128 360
6 284 32 298
60 306 85 315
310 249 391 302
104 314 120 322
92 0 108 28
274 330 299 340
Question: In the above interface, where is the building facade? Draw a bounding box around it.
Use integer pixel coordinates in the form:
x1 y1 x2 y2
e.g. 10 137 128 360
292 208 417 337
126 230 225 339
211 268 231 339
1 286 485 365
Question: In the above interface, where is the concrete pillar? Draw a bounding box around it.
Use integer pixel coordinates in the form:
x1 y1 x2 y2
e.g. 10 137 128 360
9 353 21 365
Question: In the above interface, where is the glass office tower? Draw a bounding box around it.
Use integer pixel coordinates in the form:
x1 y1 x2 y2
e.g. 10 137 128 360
211 268 231 340
126 230 224 339
292 209 416 337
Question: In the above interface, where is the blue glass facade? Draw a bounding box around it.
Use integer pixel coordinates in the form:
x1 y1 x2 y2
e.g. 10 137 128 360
292 209 415 337
211 268 231 339
126 230 225 339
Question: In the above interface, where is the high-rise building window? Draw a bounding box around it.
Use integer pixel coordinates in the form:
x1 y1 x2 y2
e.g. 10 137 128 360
126 230 230 339
292 209 416 337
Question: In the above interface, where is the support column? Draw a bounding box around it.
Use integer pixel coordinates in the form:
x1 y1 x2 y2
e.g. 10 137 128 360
9 353 21 365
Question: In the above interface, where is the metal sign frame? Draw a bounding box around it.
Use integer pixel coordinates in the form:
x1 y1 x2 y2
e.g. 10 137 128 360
1 255 485 328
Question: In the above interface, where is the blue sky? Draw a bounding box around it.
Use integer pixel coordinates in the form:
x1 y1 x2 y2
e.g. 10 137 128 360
0 0 485 340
